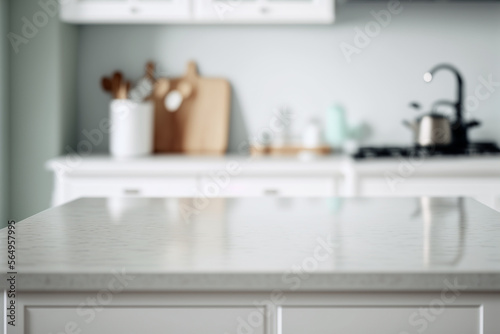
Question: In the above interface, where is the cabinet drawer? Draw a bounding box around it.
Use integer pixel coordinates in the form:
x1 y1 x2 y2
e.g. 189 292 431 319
282 306 481 334
27 307 264 334
64 176 197 200
193 0 334 23
352 177 500 197
198 176 336 197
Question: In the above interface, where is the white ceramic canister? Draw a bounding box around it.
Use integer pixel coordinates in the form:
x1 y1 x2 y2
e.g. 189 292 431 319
109 100 154 158
302 118 323 148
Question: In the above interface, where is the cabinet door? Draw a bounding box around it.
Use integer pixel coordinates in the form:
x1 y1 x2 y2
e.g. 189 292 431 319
193 0 334 23
27 307 264 334
60 0 191 23
282 307 481 334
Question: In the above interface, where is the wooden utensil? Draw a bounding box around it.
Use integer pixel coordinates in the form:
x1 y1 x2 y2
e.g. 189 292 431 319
153 61 230 155
111 71 123 99
165 90 183 112
164 80 194 112
145 61 155 81
126 80 131 94
117 80 130 99
153 78 177 152
101 77 112 93
130 62 156 102
177 81 193 98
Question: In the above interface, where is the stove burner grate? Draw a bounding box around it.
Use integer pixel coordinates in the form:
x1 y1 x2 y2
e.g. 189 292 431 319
353 142 500 160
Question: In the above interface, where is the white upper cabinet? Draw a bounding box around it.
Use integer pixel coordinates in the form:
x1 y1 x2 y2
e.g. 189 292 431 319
60 0 191 23
193 0 335 23
60 0 335 24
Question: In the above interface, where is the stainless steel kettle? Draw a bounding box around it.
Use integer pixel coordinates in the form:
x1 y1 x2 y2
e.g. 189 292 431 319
404 114 452 147
404 102 452 147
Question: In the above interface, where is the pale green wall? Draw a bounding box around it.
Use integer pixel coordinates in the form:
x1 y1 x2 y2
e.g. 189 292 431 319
9 0 78 221
0 0 8 228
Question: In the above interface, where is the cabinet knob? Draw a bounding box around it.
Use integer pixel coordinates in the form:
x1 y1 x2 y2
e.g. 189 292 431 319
260 6 270 14
123 189 141 196
263 189 279 196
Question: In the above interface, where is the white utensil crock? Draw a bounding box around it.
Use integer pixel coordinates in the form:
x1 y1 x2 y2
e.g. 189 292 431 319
110 100 153 158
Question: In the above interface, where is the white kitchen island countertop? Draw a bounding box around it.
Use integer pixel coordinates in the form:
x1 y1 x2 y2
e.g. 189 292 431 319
1 197 500 292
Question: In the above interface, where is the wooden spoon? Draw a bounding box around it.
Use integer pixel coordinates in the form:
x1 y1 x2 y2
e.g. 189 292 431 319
164 81 194 112
130 62 156 102
145 61 155 81
154 78 170 98
153 78 174 152
116 80 130 100
101 77 112 93
177 81 193 99
111 71 123 99
126 81 131 95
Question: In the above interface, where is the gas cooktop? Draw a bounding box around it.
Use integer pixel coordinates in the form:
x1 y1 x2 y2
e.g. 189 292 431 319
353 142 500 160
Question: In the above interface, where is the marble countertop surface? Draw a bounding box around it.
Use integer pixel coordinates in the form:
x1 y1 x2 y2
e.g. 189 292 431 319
1 197 500 292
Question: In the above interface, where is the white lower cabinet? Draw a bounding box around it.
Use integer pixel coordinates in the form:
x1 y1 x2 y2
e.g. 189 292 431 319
282 307 480 334
52 175 338 205
27 307 265 334
47 156 500 211
17 292 500 334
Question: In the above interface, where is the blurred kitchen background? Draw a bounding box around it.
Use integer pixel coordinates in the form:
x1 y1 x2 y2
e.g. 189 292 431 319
1 0 500 225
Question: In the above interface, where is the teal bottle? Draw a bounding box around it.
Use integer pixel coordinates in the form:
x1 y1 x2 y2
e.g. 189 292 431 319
325 104 348 148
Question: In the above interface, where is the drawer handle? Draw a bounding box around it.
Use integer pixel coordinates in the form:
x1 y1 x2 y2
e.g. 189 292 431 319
263 189 279 196
123 189 141 195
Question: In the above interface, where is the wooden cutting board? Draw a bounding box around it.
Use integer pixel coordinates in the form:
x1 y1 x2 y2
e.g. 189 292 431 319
153 62 231 154
250 144 331 156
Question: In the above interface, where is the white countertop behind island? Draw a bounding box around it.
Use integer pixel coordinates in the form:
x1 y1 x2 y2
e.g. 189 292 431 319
46 155 500 212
